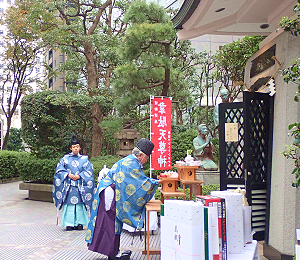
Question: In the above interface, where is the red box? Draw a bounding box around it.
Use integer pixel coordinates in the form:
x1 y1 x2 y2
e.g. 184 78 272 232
195 195 227 260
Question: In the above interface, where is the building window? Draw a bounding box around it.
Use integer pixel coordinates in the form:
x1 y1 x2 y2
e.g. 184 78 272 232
0 42 3 47
49 78 53 89
0 30 3 35
59 55 64 63
48 49 53 60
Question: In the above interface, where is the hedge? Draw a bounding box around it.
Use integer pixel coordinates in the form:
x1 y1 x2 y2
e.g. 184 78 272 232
14 154 121 184
89 155 121 177
3 151 220 197
0 151 29 181
17 156 59 183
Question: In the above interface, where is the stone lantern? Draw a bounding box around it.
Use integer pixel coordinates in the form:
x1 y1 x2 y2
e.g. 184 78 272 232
114 129 141 157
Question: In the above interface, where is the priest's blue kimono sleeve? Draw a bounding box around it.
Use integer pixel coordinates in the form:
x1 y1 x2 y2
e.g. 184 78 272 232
78 157 95 212
52 156 71 210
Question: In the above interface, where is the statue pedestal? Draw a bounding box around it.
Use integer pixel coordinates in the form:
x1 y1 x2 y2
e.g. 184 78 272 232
195 170 220 185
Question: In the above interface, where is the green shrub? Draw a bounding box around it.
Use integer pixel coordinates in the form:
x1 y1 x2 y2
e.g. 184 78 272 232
90 155 122 174
0 151 29 181
17 156 59 183
90 155 122 183
202 184 220 195
211 138 219 164
15 154 121 184
21 91 98 159
172 127 197 163
7 128 25 152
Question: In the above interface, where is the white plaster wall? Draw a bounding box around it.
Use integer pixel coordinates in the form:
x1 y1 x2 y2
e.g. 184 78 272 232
245 31 300 255
270 32 300 255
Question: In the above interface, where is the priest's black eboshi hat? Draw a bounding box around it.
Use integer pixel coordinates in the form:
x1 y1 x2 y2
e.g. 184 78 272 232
70 134 80 146
136 138 154 156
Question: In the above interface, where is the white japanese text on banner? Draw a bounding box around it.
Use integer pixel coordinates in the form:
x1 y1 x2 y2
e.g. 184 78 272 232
151 97 172 170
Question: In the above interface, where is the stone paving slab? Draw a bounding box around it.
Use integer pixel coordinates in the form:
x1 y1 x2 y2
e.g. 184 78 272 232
0 181 266 260
0 181 105 259
0 181 161 260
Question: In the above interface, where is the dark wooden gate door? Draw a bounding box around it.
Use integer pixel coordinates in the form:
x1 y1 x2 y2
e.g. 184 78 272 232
243 91 273 241
219 102 245 190
219 91 273 241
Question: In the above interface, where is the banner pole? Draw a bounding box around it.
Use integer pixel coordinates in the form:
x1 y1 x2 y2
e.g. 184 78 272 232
150 96 153 178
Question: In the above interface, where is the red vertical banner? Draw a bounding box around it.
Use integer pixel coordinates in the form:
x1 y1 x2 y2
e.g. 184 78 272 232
151 97 172 170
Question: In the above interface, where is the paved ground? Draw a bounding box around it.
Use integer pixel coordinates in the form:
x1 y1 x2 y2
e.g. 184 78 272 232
0 181 268 260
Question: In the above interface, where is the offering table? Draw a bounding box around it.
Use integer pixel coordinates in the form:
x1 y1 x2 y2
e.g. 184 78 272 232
158 187 186 203
142 199 162 260
181 179 204 200
175 165 204 199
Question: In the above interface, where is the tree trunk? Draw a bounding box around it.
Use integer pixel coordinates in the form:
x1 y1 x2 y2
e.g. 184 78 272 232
2 117 11 150
162 43 170 97
91 103 103 157
105 68 111 88
206 67 209 126
175 104 183 125
83 41 103 157
105 3 112 89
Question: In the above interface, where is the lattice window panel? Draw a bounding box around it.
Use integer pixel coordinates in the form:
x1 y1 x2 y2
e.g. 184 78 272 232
224 107 245 179
248 100 268 183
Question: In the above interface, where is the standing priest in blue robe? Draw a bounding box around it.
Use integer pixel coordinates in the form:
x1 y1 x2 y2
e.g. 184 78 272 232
86 138 160 260
52 135 95 231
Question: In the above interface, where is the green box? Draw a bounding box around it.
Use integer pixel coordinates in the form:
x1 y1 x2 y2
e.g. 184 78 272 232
160 204 164 216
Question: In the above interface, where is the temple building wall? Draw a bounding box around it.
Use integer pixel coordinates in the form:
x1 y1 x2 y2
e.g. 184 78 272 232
245 29 300 257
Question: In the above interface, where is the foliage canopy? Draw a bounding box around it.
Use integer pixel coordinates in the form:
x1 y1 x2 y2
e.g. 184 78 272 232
213 36 265 101
21 90 114 158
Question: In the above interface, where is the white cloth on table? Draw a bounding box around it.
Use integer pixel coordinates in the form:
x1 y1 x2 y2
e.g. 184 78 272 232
123 211 158 232
123 197 158 232
228 240 260 260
